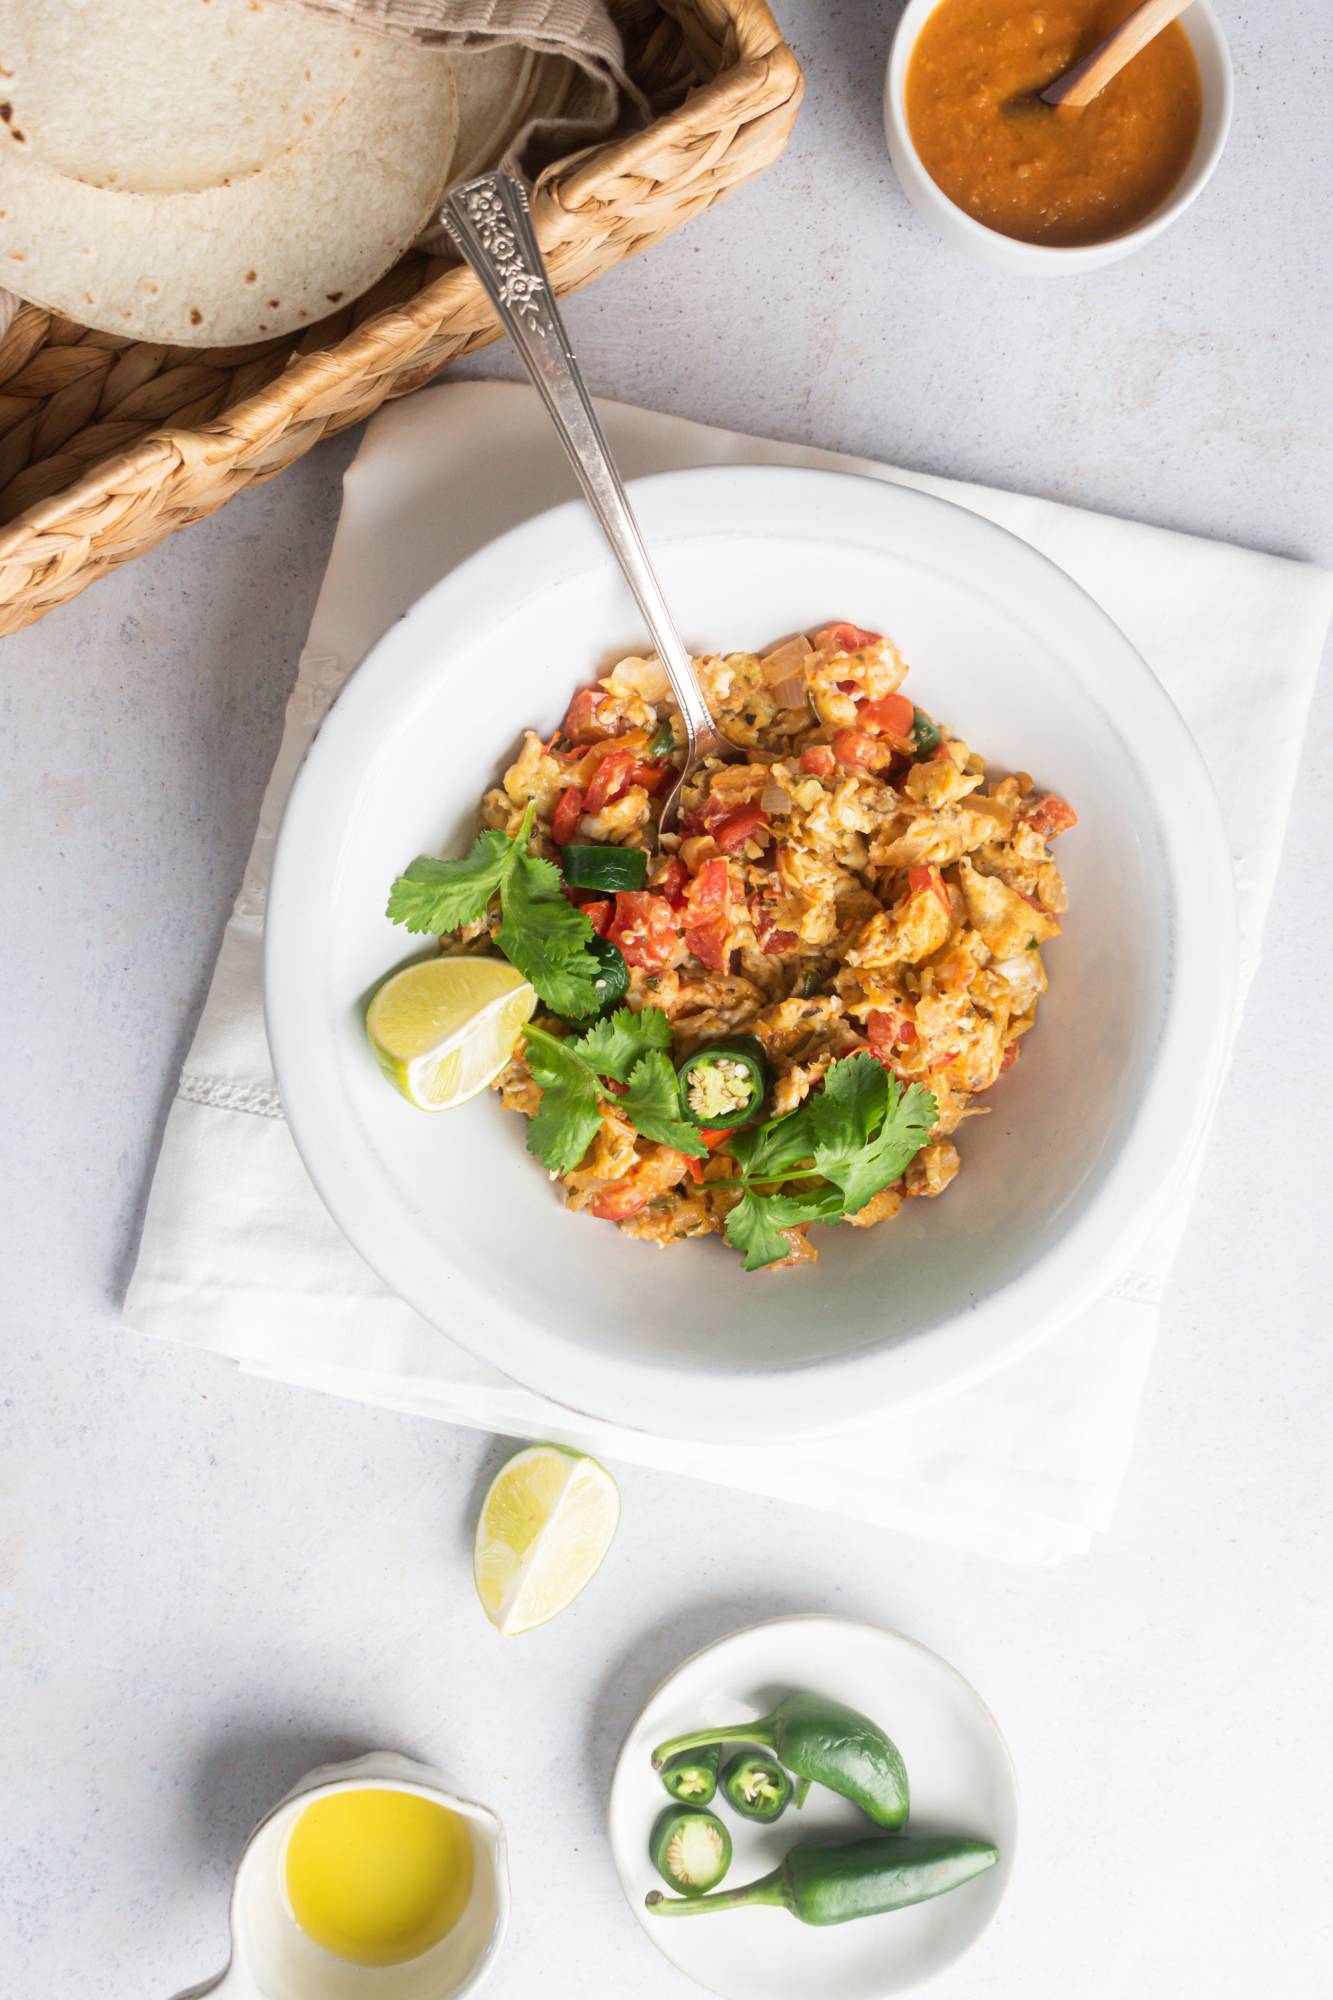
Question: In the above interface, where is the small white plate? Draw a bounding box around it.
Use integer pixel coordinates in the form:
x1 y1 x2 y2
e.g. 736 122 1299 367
608 1616 1016 1999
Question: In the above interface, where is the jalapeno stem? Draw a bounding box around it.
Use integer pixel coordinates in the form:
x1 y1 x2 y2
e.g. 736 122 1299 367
646 1870 787 1918
651 1721 777 1768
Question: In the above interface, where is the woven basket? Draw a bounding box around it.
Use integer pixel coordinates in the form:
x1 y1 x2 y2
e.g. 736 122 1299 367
0 0 800 638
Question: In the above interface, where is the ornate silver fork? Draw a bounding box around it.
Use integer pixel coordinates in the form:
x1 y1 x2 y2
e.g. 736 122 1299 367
442 171 726 834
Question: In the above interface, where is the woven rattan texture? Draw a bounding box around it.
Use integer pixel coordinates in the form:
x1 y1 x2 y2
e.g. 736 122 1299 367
0 0 801 636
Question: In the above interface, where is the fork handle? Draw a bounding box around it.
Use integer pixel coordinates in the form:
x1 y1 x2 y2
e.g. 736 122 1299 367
442 174 720 761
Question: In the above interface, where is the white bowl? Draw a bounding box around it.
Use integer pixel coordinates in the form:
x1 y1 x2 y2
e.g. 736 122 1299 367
264 464 1235 1441
884 0 1234 274
607 1615 1017 1999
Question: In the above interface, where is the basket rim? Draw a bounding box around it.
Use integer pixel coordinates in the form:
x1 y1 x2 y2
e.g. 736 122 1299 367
0 8 802 568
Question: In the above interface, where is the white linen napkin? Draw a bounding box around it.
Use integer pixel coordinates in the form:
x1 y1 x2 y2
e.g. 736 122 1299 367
123 383 1333 1563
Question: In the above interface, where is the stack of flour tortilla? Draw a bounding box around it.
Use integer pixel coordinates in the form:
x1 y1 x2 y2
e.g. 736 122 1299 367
0 0 576 347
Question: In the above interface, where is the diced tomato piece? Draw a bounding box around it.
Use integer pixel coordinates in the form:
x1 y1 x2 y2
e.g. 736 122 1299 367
583 747 639 814
685 915 731 973
631 759 669 797
713 804 770 853
579 898 613 937
832 728 892 771
590 1146 692 1220
836 679 862 696
907 865 952 917
762 928 798 956
867 1008 917 1060
551 785 586 844
859 692 915 739
701 1127 735 1150
800 745 837 778
814 622 881 655
653 857 690 906
562 687 614 744
682 856 731 970
607 891 681 970
1025 793 1079 838
999 1040 1021 1076
683 855 729 914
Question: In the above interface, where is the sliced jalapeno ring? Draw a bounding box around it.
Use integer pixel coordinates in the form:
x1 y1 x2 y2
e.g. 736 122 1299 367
647 717 678 757
650 1807 732 1896
563 843 648 893
660 1744 720 1805
721 1751 792 1822
587 934 629 1016
911 708 942 755
676 1037 770 1130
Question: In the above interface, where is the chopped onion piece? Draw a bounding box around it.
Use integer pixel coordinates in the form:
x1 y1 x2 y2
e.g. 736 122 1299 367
760 773 792 815
761 637 812 708
607 654 671 701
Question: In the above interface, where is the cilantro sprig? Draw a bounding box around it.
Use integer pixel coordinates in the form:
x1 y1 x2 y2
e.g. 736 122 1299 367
722 1055 937 1271
523 1007 708 1175
387 803 604 1019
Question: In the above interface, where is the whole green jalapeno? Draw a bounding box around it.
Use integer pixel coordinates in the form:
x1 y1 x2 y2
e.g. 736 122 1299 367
651 1691 909 1828
659 1744 720 1806
720 1751 791 1822
646 1833 997 1925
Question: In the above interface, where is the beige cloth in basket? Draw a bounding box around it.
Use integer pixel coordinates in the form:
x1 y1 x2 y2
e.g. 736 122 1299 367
274 0 647 173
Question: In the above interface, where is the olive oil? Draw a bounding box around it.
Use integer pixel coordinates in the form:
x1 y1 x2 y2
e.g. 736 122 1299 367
284 1787 475 1966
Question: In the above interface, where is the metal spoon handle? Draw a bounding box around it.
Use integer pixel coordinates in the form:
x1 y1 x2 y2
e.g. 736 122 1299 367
442 174 720 761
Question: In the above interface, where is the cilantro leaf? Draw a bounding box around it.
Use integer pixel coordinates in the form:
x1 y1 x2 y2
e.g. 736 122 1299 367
385 830 509 934
576 1006 673 1084
521 1009 704 1172
619 1052 708 1157
728 1098 819 1183
496 841 602 1019
387 804 605 1018
724 1185 844 1272
808 1054 937 1214
521 1026 602 1175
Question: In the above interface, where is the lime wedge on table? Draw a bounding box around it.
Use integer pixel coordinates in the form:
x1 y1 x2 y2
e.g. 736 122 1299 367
366 957 535 1111
474 1445 620 1636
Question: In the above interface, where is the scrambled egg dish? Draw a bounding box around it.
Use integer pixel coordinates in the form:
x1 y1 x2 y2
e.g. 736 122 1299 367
484 622 1076 1267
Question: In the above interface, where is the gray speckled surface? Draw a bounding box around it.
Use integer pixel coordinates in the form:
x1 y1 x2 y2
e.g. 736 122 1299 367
3 3 1332 1995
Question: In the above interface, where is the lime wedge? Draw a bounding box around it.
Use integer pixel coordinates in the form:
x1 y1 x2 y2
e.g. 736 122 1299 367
474 1444 620 1636
366 957 535 1111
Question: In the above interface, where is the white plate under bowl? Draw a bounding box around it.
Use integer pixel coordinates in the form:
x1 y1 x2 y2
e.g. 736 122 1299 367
264 464 1236 1441
607 1615 1017 1999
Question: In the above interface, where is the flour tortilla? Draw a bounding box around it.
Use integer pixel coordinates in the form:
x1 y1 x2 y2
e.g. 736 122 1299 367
0 0 459 345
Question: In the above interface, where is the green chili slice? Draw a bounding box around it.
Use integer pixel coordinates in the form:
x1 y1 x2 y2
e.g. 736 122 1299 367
586 934 629 1016
660 1744 720 1805
646 1833 998 1925
911 708 942 755
563 844 648 893
721 1752 791 1822
650 1807 732 1897
648 718 678 757
676 1037 770 1130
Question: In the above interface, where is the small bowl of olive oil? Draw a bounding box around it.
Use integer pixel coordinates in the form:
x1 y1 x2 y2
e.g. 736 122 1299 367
178 1751 508 1999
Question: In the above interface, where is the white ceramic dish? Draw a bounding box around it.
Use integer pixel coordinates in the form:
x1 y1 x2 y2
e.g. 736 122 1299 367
175 1750 508 2000
884 0 1234 274
607 1614 1017 1999
265 463 1236 1441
